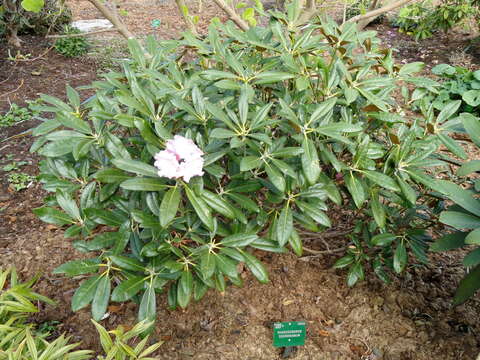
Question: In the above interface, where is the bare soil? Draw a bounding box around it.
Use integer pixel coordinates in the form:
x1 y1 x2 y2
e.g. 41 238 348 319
1 2 480 359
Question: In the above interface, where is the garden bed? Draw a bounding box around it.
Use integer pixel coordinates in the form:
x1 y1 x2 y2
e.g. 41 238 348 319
1 1 480 359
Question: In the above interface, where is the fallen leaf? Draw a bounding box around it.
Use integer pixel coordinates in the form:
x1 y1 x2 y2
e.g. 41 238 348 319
318 329 330 337
108 304 123 313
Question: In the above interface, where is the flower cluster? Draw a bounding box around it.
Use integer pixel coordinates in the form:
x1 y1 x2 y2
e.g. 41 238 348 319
154 135 204 182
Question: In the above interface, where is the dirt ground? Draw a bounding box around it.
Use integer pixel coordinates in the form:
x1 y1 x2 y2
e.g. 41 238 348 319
1 1 480 359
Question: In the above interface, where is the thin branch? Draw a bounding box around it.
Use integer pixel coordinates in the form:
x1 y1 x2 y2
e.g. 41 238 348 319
301 245 347 256
46 28 117 39
347 0 414 24
7 45 55 62
211 0 250 31
0 79 24 99
87 0 135 39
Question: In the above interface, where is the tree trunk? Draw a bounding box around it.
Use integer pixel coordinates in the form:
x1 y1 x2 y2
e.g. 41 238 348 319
357 0 380 29
3 0 21 47
6 23 22 47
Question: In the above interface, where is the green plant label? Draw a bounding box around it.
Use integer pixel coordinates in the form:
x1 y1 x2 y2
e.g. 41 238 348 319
273 321 306 347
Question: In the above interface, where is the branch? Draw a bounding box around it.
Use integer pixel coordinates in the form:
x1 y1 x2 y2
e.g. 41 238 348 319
357 0 380 29
174 0 199 35
46 28 117 39
211 0 250 31
297 0 317 25
87 0 135 39
347 0 414 24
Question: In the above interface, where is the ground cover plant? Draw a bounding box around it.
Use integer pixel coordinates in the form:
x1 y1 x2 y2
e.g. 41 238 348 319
413 63 480 117
30 5 468 324
0 102 39 127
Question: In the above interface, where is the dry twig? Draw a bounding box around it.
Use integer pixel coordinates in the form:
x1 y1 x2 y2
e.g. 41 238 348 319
0 79 24 99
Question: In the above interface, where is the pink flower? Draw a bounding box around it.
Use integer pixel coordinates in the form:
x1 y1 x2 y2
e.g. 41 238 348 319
166 135 204 160
154 135 204 182
154 151 180 179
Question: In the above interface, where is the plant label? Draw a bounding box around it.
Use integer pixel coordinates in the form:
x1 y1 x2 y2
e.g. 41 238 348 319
273 321 306 347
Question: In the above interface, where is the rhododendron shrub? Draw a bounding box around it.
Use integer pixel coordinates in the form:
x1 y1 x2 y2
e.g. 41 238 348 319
32 14 456 323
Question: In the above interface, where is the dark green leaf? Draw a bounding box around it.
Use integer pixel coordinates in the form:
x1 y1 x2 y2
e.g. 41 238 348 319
53 259 100 276
185 186 214 230
242 251 268 283
71 276 101 311
440 211 480 230
92 275 111 321
454 264 480 305
138 284 156 321
276 206 293 247
371 233 396 246
430 231 466 251
112 159 158 177
160 187 181 227
393 242 407 273
33 207 75 226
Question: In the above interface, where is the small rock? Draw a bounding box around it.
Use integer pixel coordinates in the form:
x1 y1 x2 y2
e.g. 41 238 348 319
71 19 113 33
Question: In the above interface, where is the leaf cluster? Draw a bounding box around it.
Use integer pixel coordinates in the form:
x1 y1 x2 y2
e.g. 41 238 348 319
431 113 480 304
0 267 91 360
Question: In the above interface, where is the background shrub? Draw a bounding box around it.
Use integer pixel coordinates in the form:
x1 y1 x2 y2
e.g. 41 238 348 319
0 0 71 46
31 9 463 323
393 0 479 40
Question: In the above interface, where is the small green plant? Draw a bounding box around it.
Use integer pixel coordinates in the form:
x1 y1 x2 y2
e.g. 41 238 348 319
0 102 39 127
54 25 89 58
7 172 35 191
430 113 480 304
413 64 480 116
394 0 435 40
93 320 162 360
2 161 28 172
37 320 61 336
1 0 71 47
